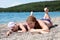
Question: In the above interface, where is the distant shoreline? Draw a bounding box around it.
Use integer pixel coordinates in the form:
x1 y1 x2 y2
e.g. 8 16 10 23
0 11 60 12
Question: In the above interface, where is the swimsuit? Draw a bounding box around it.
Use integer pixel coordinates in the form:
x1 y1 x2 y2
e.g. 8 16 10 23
41 19 51 23
18 25 28 31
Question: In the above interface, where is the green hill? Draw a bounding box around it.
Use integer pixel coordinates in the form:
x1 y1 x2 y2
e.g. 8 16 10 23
0 1 60 12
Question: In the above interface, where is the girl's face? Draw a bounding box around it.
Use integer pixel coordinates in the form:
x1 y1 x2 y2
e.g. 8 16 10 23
11 25 18 32
27 21 35 28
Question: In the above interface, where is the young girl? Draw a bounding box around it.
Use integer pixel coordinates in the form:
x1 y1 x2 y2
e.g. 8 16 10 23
6 22 28 36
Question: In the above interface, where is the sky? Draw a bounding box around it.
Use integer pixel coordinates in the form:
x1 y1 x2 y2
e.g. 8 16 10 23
0 0 54 8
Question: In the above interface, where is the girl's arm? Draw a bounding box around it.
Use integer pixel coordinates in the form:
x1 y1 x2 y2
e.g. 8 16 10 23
18 23 26 32
6 30 12 36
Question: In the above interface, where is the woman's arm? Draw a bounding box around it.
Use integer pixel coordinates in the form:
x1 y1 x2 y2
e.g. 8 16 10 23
38 20 50 32
25 22 31 31
29 29 49 34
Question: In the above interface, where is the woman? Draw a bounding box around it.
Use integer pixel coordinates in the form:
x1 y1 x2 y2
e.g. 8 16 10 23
25 7 53 33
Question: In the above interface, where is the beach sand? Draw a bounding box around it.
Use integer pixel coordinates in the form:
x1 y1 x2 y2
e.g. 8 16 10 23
0 17 60 40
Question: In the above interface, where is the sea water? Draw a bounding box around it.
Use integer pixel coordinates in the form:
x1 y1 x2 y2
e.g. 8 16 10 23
0 12 60 24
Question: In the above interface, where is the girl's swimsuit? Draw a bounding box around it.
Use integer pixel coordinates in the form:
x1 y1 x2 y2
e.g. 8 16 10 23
18 25 28 31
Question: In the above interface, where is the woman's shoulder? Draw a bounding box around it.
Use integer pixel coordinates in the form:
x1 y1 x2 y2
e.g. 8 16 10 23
37 19 42 22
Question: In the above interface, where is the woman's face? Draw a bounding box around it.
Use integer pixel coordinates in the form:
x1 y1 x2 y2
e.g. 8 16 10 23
27 21 35 28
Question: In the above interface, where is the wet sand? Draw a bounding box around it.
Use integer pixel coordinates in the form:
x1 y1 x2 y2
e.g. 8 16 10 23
0 17 60 40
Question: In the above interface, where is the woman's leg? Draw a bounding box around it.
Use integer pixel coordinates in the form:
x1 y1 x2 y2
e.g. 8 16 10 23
43 7 51 20
43 7 53 27
30 11 33 16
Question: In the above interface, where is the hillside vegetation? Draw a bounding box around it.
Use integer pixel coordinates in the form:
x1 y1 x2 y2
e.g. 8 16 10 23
0 1 60 12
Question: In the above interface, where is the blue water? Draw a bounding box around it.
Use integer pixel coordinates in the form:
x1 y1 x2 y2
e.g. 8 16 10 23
0 12 60 24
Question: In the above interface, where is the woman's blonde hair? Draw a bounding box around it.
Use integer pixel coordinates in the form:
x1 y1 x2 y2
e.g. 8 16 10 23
26 16 36 22
26 16 41 29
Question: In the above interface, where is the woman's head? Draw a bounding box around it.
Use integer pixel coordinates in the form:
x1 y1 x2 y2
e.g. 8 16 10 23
26 16 37 28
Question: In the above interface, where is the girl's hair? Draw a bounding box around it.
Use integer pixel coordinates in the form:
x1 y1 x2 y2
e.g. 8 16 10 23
26 16 42 29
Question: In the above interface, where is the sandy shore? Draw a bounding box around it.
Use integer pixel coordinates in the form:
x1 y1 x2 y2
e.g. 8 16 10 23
0 17 60 40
